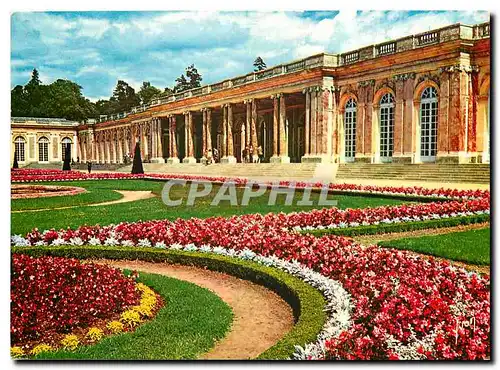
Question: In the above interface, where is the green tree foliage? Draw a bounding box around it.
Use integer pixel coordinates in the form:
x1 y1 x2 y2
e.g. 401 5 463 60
110 80 141 113
173 64 202 93
138 81 161 105
11 69 96 121
253 57 267 72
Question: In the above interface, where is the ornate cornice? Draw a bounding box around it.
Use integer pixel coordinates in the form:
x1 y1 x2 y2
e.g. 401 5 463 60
417 72 440 86
392 72 416 82
374 79 396 92
357 79 375 88
439 64 480 74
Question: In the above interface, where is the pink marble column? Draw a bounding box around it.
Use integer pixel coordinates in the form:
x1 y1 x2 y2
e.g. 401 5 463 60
251 99 258 151
310 88 317 155
222 105 227 157
304 89 310 156
279 93 288 157
206 108 212 151
202 109 207 156
272 95 279 157
227 103 234 157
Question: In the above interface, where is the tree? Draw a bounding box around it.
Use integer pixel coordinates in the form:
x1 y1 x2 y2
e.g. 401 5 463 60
110 80 140 113
62 145 71 171
253 57 267 72
173 64 202 93
44 79 96 121
13 151 19 169
11 85 28 117
131 142 144 174
11 70 96 121
24 68 44 116
138 81 161 105
186 64 202 89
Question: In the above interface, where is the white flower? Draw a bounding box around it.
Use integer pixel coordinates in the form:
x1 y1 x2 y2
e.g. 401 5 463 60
154 241 167 249
121 240 135 247
88 237 101 246
104 237 119 246
51 238 67 246
11 235 30 247
69 237 84 246
137 239 152 248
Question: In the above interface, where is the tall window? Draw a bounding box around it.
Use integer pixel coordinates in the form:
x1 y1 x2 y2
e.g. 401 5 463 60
420 87 438 162
344 98 357 162
61 137 72 161
14 136 26 162
38 137 49 162
379 93 395 161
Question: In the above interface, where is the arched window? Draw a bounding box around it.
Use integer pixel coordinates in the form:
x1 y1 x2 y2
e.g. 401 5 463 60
61 137 72 161
344 98 357 162
379 93 395 161
38 137 49 162
14 136 26 162
420 87 438 162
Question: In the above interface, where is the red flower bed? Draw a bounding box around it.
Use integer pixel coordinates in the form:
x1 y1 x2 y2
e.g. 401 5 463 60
11 169 491 359
11 254 140 345
11 185 87 199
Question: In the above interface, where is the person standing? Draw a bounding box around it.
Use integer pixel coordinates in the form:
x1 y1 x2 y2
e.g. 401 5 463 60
213 148 219 163
257 145 264 163
249 144 255 163
207 148 213 165
242 146 247 163
87 160 92 174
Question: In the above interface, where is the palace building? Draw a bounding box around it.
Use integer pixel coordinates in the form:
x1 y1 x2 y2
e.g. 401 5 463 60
12 21 491 167
11 118 80 165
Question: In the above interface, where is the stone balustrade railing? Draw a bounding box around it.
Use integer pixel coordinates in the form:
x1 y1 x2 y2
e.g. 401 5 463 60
94 21 490 124
12 117 80 125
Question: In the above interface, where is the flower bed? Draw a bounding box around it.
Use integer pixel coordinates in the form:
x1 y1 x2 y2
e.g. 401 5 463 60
10 170 491 360
11 185 87 199
11 254 145 352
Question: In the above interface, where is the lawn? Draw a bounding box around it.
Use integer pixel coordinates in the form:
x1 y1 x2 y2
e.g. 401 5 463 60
11 179 414 235
35 270 233 360
378 227 490 265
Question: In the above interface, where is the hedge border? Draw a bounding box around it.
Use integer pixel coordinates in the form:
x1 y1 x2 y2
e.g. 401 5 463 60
11 245 327 360
301 214 490 238
30 270 234 360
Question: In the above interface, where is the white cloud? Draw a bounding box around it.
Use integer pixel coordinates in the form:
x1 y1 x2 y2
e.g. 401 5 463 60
11 10 490 100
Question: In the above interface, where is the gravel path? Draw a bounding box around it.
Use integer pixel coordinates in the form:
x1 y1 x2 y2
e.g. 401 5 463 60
12 190 155 213
93 259 295 360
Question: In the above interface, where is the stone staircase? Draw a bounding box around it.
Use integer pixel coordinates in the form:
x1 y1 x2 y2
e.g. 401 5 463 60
336 163 490 184
118 163 329 182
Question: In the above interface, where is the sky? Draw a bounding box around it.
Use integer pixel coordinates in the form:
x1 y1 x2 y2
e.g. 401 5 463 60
11 10 489 101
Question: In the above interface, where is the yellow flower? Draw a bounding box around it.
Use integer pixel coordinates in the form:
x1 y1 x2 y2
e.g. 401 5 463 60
30 344 53 356
132 304 153 318
61 334 79 350
86 327 104 342
10 346 24 358
120 310 142 328
106 320 124 334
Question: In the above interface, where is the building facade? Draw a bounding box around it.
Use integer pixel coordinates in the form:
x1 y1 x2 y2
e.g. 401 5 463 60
14 22 491 167
11 118 80 165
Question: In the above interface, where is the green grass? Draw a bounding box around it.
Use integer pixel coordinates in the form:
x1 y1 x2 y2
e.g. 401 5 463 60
379 227 491 265
34 271 233 360
15 245 328 360
11 179 412 235
303 214 490 237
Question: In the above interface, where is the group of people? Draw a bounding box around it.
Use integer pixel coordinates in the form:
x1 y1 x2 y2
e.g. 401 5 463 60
203 144 264 165
205 148 219 165
242 144 264 163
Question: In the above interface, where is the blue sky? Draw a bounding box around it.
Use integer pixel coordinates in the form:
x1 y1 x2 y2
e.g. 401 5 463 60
11 10 489 101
